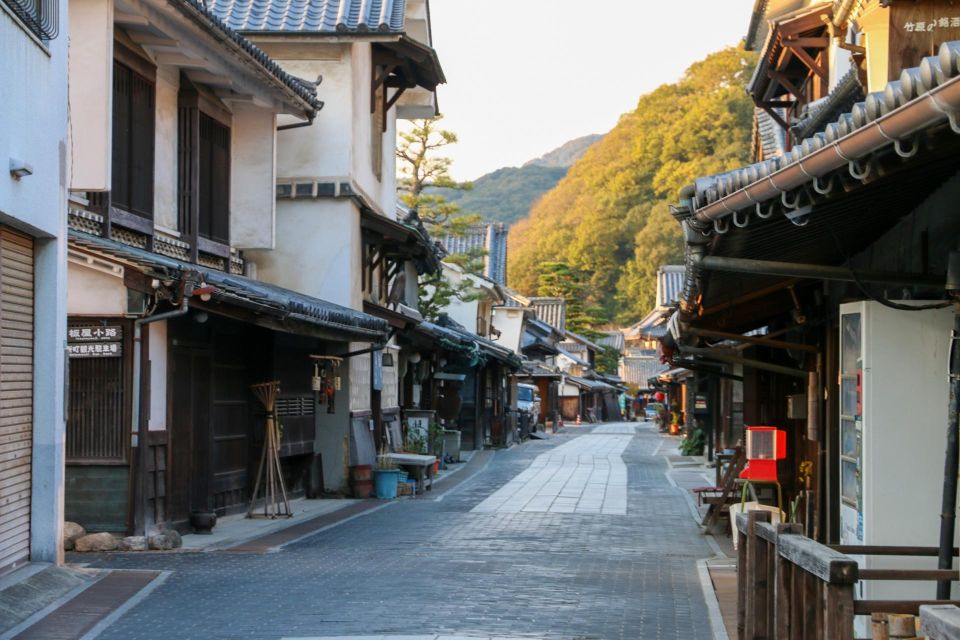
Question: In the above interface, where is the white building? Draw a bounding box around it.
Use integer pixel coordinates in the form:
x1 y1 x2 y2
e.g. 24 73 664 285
206 0 444 482
0 0 70 572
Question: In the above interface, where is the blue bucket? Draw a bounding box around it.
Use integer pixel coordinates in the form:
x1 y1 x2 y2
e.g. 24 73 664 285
374 469 400 499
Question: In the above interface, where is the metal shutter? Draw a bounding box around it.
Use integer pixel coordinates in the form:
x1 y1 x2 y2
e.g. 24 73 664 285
0 226 34 574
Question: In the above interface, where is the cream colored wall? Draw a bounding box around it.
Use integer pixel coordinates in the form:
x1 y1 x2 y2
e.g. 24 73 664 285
492 307 525 354
147 321 167 431
69 0 114 192
67 261 127 315
231 104 277 250
154 66 179 232
246 198 362 310
858 3 891 93
263 43 353 178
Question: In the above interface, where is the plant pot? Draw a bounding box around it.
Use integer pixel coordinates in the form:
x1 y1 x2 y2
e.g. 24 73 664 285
349 464 373 482
350 480 373 498
190 510 217 534
373 469 401 499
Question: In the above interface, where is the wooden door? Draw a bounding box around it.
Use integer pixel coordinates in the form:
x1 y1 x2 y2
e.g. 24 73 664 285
0 227 33 574
169 347 211 528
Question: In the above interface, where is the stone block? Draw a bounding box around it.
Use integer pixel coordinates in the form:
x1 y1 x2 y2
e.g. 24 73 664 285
73 532 118 552
118 536 148 552
62 522 86 551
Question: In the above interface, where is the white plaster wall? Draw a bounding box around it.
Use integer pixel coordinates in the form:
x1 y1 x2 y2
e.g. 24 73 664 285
231 104 277 250
1 3 70 566
147 321 167 431
349 42 397 216
247 198 362 310
403 262 419 308
261 44 353 178
492 307 525 354
153 66 179 232
828 41 854 93
67 262 127 315
68 0 113 191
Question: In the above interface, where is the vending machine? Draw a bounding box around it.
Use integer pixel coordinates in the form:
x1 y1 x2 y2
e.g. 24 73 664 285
838 300 955 610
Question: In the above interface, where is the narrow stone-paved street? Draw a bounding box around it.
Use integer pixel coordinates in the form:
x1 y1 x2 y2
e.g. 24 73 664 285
75 423 719 640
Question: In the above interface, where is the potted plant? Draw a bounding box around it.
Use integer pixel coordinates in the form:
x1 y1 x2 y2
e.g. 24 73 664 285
428 421 445 472
373 447 401 499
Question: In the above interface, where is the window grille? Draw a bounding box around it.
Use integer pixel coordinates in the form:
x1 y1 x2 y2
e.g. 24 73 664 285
3 0 59 40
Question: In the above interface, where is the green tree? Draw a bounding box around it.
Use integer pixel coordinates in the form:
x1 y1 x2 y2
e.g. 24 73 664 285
397 116 484 320
508 46 756 324
397 115 479 236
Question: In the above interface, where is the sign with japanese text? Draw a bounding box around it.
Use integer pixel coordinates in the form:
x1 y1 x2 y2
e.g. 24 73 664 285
68 325 123 358
890 1 960 78
68 342 122 358
68 325 123 342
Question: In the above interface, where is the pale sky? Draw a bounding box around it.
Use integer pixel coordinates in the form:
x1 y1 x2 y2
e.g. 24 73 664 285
424 0 755 181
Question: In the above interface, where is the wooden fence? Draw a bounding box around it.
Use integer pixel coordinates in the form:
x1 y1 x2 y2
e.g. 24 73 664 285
736 511 960 639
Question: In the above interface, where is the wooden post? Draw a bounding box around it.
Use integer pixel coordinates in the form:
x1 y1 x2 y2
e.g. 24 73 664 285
774 523 803 640
824 584 855 640
738 513 748 640
745 510 772 639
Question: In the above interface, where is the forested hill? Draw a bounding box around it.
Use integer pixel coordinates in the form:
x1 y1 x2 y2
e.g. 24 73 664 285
507 47 757 323
437 135 602 226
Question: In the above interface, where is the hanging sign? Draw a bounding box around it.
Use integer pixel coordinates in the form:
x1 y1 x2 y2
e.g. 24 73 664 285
372 350 383 391
68 325 123 358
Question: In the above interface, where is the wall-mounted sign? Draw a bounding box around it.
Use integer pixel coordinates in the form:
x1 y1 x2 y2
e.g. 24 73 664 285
68 325 122 342
69 342 121 358
694 394 708 411
68 324 123 358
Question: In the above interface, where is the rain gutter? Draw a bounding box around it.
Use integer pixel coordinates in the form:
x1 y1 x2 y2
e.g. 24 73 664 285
692 69 960 224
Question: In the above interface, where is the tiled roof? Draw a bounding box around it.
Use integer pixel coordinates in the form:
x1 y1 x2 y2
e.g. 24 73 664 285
656 266 685 308
207 0 406 33
529 297 566 333
440 223 508 285
69 230 387 340
176 0 323 111
754 106 787 160
621 358 669 387
596 331 625 353
790 67 863 142
687 40 960 215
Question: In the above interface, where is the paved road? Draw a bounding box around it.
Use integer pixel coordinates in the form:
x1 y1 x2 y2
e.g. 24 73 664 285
82 423 717 640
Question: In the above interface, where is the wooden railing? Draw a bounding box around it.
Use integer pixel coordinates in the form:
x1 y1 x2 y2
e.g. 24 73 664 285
735 511 960 639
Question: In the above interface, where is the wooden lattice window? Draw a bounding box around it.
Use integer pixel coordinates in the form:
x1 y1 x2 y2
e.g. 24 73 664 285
112 60 155 219
66 320 130 463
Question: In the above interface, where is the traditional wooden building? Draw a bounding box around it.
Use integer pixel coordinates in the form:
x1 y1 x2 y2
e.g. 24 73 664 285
64 0 394 536
664 0 960 626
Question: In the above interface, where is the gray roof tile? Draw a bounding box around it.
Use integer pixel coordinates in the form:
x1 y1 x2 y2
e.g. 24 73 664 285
207 0 406 33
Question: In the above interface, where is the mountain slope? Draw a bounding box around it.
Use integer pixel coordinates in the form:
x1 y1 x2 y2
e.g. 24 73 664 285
507 47 757 323
438 135 602 226
523 134 603 168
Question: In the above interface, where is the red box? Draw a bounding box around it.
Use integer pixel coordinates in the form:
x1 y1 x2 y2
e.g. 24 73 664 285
739 426 786 482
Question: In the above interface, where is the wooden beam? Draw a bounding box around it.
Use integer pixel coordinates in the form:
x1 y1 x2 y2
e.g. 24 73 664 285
701 279 800 318
115 11 150 26
687 327 818 353
758 102 792 132
768 71 806 104
786 44 827 79
783 37 829 48
385 87 406 113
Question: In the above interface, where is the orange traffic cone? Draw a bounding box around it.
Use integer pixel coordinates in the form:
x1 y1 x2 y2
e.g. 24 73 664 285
576 414 581 426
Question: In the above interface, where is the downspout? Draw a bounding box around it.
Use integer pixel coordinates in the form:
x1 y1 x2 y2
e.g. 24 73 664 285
937 252 960 599
277 112 316 131
133 293 191 536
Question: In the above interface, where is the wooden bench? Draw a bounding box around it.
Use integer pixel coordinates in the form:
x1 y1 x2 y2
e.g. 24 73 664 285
383 453 436 492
